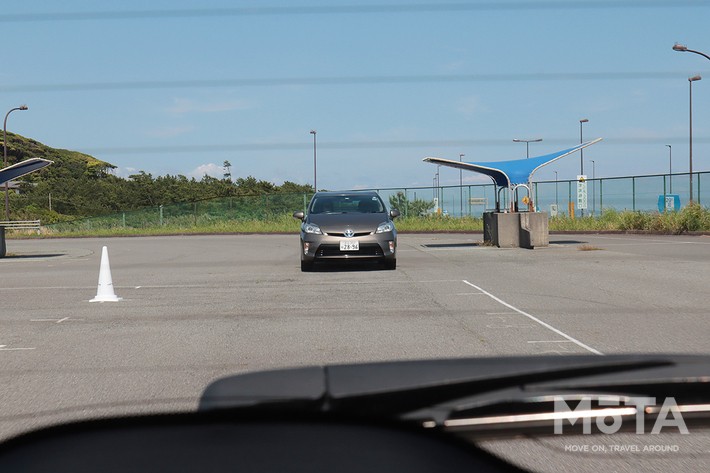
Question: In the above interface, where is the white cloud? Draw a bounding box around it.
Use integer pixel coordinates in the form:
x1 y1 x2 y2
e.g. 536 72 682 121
456 95 484 116
441 59 466 73
112 166 138 178
145 125 195 138
188 163 224 179
166 98 252 115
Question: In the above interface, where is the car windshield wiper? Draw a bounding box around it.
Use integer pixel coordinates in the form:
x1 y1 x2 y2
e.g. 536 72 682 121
198 355 710 437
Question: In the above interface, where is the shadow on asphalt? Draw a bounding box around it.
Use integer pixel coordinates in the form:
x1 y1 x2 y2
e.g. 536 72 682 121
420 242 481 249
549 240 588 245
0 253 66 259
309 261 393 272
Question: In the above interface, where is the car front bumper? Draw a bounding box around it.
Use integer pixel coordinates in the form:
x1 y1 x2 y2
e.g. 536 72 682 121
300 232 396 263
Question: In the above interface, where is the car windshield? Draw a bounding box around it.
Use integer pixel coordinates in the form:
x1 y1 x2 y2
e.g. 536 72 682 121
309 194 385 214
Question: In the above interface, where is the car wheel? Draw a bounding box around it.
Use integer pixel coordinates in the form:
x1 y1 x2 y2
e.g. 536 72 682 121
301 260 314 272
384 259 396 270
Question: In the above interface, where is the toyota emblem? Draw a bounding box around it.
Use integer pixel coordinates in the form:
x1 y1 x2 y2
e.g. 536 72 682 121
344 229 354 238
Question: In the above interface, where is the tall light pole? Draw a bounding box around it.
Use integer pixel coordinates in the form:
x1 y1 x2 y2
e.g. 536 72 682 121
579 118 589 217
688 76 701 202
591 160 596 216
436 165 441 213
666 144 672 194
673 44 708 202
554 171 558 209
673 43 710 61
309 130 317 192
513 138 542 158
4 105 28 221
459 153 464 217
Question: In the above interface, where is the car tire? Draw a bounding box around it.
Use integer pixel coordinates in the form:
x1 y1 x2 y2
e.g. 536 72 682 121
384 259 396 270
301 260 314 272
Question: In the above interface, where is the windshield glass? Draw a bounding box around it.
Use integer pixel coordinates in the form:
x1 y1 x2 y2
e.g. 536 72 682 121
309 194 385 214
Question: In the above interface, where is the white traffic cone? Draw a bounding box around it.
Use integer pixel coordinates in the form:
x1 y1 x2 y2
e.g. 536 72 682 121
90 246 122 302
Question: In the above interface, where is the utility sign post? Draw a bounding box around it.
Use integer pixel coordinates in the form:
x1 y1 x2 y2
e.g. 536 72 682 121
577 175 588 211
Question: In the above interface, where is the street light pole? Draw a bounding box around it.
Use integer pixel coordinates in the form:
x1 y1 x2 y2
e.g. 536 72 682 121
554 171 558 210
673 43 710 61
673 44 709 202
512 138 542 159
666 144 672 194
459 153 464 217
579 118 588 217
688 76 701 202
4 105 28 221
591 160 596 216
309 130 317 192
436 165 441 213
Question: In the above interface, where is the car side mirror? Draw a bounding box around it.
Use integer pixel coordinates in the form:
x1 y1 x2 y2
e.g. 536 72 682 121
389 209 400 219
293 211 305 220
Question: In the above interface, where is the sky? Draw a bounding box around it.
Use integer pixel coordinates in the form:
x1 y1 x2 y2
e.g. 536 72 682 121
1 0 709 190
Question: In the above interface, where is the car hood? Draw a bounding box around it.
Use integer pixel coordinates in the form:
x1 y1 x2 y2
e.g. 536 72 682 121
307 213 390 234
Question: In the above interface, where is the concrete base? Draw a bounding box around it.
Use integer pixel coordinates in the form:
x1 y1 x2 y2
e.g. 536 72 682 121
0 227 5 258
483 212 549 249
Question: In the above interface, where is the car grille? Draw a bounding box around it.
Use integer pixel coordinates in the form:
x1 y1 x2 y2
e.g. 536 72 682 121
325 231 372 237
317 243 383 257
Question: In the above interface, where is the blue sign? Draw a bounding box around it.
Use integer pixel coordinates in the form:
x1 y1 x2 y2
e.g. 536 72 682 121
658 194 681 212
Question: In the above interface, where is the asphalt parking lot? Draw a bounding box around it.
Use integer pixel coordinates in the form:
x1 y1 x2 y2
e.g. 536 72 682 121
1 233 709 470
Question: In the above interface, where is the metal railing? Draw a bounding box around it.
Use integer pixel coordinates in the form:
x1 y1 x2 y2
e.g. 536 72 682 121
0 220 41 233
370 171 709 218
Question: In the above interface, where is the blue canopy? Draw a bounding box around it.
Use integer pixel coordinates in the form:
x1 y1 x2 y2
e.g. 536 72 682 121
0 158 53 186
424 138 602 188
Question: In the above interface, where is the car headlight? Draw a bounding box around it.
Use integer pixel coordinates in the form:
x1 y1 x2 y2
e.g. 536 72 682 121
376 221 394 234
302 223 323 235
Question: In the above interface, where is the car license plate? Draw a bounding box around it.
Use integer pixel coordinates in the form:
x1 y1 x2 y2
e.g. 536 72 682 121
340 240 359 251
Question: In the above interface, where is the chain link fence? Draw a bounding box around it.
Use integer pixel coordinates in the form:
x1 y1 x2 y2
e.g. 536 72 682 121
44 171 709 233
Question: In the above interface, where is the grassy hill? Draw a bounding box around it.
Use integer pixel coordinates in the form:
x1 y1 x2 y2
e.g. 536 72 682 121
1 133 117 222
3 132 114 179
1 133 313 224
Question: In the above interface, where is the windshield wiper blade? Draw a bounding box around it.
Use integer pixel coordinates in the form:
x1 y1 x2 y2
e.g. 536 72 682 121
199 355 684 415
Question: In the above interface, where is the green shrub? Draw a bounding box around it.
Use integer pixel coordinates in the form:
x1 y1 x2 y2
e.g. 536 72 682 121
677 201 710 233
618 211 651 231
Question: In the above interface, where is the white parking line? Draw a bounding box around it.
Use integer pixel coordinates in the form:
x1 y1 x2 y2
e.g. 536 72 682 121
462 280 603 356
591 235 710 246
0 345 35 351
31 317 79 324
0 286 88 291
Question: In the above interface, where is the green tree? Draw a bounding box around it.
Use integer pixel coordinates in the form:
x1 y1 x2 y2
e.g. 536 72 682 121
388 192 434 217
223 160 232 181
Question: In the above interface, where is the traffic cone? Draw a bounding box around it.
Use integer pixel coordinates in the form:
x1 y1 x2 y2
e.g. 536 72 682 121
90 246 122 302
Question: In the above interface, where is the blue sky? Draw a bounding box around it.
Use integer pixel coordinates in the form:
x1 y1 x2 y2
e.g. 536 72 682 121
2 0 709 189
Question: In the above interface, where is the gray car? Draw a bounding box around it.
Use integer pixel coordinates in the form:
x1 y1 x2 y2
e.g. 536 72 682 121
293 191 399 271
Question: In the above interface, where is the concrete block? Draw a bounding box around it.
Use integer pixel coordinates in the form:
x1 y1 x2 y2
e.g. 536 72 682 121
520 212 549 248
484 211 549 249
484 212 521 248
